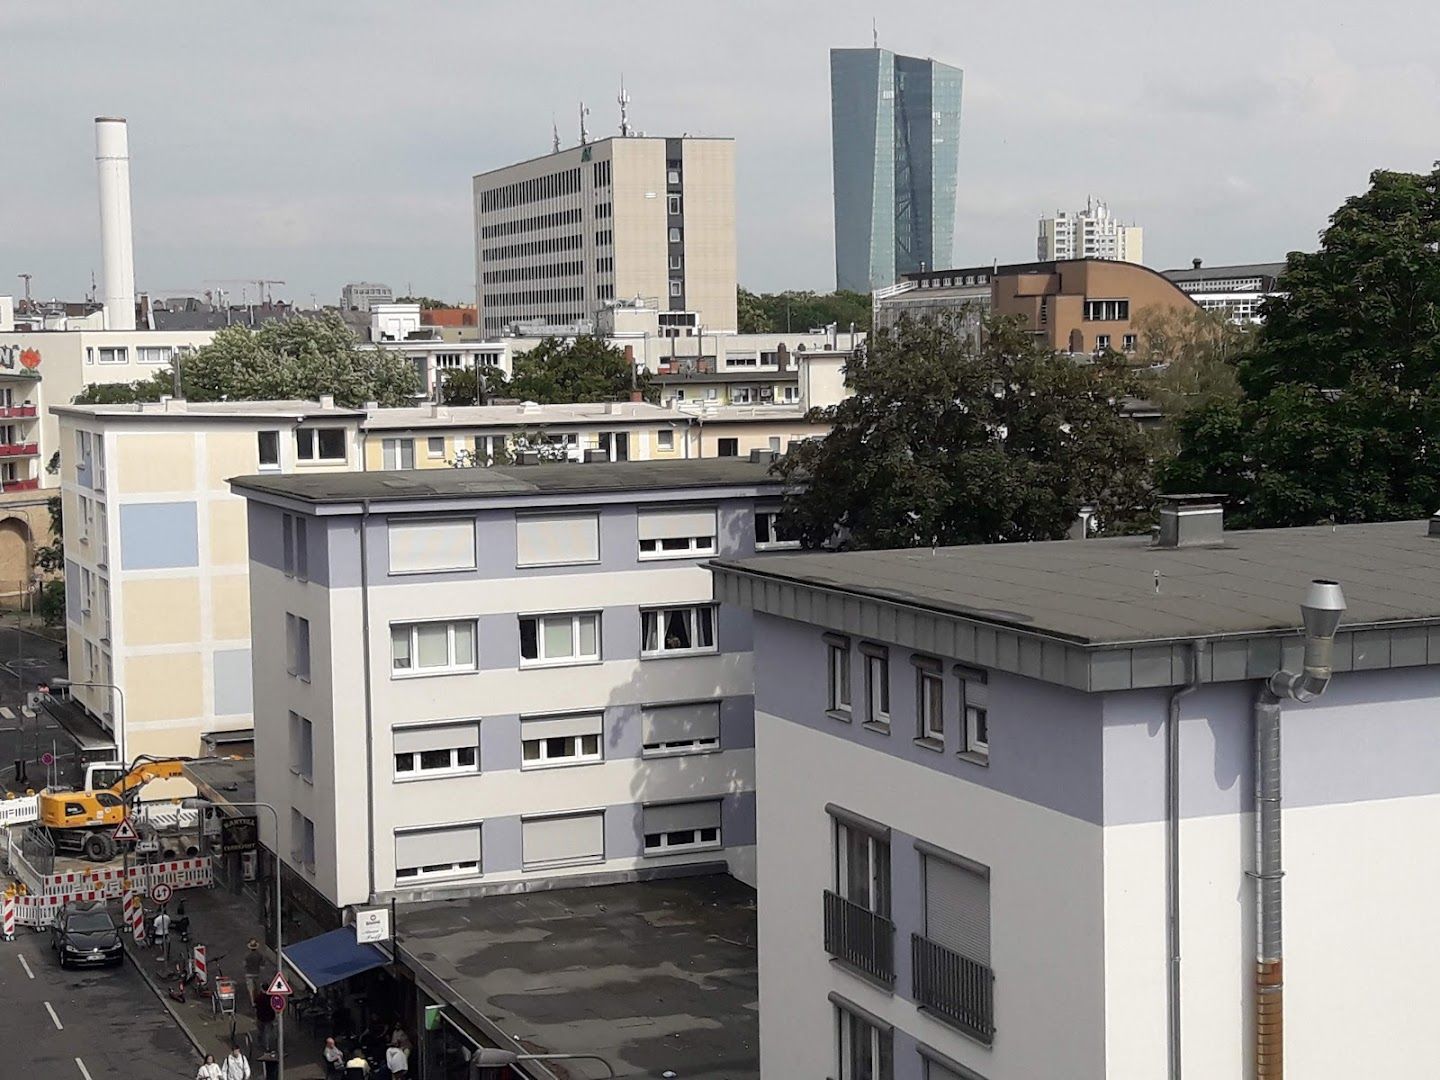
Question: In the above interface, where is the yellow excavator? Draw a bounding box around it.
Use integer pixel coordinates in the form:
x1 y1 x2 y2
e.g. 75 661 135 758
36 757 193 862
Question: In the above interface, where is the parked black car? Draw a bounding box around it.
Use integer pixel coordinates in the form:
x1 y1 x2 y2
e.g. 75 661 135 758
51 901 124 968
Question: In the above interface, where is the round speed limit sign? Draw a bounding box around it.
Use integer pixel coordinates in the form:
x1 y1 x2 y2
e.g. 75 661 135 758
151 882 174 905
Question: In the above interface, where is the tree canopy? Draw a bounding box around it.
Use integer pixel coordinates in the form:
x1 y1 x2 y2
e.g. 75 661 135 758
738 288 872 334
776 314 1153 549
73 313 420 407
447 336 649 405
1162 165 1440 527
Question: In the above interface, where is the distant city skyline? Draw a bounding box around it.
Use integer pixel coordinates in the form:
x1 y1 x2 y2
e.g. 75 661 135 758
3 1 1437 304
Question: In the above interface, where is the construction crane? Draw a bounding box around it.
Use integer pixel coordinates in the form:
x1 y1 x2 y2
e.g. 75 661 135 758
204 278 287 306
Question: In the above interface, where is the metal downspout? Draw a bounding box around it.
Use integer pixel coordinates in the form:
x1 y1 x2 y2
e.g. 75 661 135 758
358 498 377 900
1253 688 1284 1079
1167 639 1206 1080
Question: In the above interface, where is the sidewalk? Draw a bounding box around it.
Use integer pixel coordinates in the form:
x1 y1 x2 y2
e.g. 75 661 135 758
130 884 333 1079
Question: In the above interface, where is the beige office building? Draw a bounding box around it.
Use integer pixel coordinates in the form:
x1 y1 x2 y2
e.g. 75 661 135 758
474 136 737 336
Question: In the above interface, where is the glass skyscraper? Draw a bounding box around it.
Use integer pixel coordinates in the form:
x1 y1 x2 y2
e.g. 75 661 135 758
830 48 963 293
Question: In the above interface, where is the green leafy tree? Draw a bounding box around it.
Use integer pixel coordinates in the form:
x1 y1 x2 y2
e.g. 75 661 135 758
35 495 64 573
37 579 65 627
777 315 1153 549
395 296 450 309
1163 166 1440 527
737 288 872 334
506 337 649 404
73 314 420 407
73 376 174 405
1132 305 1250 453
437 365 511 406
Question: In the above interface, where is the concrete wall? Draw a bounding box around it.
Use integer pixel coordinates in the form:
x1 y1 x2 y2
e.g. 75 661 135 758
677 138 737 332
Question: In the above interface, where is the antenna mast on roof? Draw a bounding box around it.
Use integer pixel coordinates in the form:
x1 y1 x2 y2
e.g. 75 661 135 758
579 101 590 145
618 75 631 137
872 17 878 48
552 116 560 154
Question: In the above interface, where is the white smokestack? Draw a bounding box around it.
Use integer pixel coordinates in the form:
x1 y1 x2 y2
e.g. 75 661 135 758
95 116 136 331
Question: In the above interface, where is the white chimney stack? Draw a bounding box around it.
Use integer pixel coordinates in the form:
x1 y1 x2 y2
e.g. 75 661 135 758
95 116 136 331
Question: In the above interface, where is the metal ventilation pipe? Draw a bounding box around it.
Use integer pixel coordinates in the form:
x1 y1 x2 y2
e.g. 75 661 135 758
1253 579 1346 1079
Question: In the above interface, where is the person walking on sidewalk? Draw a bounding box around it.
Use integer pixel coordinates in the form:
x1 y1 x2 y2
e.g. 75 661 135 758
153 908 172 960
220 1047 252 1080
196 1054 222 1080
242 939 263 1005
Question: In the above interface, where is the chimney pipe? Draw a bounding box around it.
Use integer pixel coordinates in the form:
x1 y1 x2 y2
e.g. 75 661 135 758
1192 258 1202 270
95 117 137 331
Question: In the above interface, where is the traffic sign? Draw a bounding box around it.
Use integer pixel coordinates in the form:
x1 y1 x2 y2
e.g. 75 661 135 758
40 751 54 766
270 994 287 1015
113 818 140 842
266 972 292 996
151 882 173 905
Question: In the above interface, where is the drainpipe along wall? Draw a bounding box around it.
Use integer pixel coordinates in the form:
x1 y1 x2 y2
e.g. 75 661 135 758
359 498 378 900
1166 639 1206 1080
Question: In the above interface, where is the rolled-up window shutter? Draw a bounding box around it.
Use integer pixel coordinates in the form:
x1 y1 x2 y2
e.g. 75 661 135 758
924 853 990 965
522 812 605 868
394 825 481 869
393 722 480 754
642 702 721 745
516 513 599 566
637 508 717 541
644 800 721 834
388 518 476 573
521 714 603 741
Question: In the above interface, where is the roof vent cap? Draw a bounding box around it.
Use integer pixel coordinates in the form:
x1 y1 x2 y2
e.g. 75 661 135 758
1154 493 1224 548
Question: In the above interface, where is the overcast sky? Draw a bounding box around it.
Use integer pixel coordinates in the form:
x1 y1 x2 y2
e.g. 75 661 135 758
5 0 1439 306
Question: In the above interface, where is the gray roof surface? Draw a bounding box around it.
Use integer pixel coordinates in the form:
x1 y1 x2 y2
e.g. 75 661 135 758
400 874 757 1079
1161 262 1287 284
714 519 1440 644
183 755 256 809
231 457 782 505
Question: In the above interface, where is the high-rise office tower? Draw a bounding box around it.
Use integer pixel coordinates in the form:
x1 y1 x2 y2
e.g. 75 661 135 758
830 48 963 293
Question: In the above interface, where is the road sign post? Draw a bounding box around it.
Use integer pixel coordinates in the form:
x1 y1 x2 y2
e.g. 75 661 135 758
267 970 292 1077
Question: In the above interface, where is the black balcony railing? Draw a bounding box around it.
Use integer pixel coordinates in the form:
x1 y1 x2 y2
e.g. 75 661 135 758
823 890 894 984
911 933 995 1044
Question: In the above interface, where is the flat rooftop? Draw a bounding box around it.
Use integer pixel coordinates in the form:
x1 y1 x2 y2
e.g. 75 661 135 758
714 519 1440 645
184 755 256 809
362 401 682 430
53 399 364 420
400 875 757 1079
230 457 782 506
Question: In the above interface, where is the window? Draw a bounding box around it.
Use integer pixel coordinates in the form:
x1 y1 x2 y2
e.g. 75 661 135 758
669 280 683 298
1083 298 1130 321
519 612 600 666
388 517 476 574
515 512 599 567
667 194 682 215
136 345 173 365
668 227 682 243
641 605 716 657
97 504 108 566
290 809 316 869
667 168 680 185
657 429 674 451
394 824 481 881
295 427 346 462
390 620 477 675
834 812 890 917
923 849 991 966
717 438 738 458
520 713 603 767
754 510 800 550
285 613 310 681
1095 334 1111 351
916 657 943 746
382 438 415 470
94 439 106 486
257 430 280 470
289 711 314 780
81 567 94 613
642 800 721 854
862 644 889 728
826 634 851 714
522 812 605 870
281 513 308 580
958 666 989 761
668 254 683 271
642 701 720 756
1123 333 1138 352
637 507 717 559
97 346 128 364
393 721 480 778
836 1002 893 1080
427 436 446 459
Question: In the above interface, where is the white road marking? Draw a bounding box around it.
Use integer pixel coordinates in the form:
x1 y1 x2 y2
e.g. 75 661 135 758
0 705 13 719
44 1000 63 1030
75 1058 93 1080
17 953 33 979
21 707 35 718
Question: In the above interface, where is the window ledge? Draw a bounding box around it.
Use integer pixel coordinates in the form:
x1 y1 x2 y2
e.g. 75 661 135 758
390 667 479 681
394 768 481 782
637 551 718 562
520 757 603 771
518 657 603 671
862 720 891 737
914 736 944 754
828 956 896 994
825 709 853 724
641 745 722 760
640 648 719 661
754 542 802 552
957 750 991 768
642 841 723 858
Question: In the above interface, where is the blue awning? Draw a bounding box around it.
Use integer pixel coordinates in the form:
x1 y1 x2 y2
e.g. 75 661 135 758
282 927 388 991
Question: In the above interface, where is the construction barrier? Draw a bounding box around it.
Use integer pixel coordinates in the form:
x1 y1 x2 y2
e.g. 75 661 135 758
123 890 144 943
192 944 206 986
2 893 13 940
3 856 214 932
0 796 38 828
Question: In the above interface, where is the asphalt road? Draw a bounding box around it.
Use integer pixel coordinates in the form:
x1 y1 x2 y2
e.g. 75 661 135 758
0 926 203 1079
0 621 77 789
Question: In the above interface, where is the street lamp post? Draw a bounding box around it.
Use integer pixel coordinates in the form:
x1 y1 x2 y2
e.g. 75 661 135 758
222 801 285 1080
470 1049 616 1078
48 677 126 766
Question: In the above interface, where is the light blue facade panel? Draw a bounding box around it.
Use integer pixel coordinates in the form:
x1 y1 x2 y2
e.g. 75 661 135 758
213 647 254 716
120 501 199 570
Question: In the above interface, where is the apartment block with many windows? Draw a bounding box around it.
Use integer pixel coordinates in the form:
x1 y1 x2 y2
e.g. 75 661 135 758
713 503 1440 1079
232 458 792 912
473 135 737 334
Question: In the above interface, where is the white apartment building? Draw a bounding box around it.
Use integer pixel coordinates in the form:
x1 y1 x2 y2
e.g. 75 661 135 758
1162 260 1287 324
1038 199 1143 264
341 282 394 312
713 499 1440 1080
232 459 789 911
474 135 737 336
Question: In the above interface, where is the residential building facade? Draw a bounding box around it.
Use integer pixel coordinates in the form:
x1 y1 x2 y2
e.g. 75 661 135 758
831 48 964 293
341 282 394 312
474 136 737 335
713 506 1440 1080
1162 260 1286 323
232 459 790 911
1037 200 1143 264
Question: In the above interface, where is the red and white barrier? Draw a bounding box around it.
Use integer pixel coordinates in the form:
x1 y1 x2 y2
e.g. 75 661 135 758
192 944 207 986
2 894 14 940
4 856 214 933
122 890 145 943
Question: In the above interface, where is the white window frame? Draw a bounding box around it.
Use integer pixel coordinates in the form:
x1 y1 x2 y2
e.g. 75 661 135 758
427 436 446 459
862 644 890 728
754 510 800 551
657 429 674 450
826 634 851 715
640 605 717 658
295 427 347 463
641 701 721 758
135 345 174 365
257 430 281 471
642 803 722 855
382 437 415 470
520 715 604 769
390 619 478 676
836 1003 893 1080
393 825 482 881
638 534 715 559
97 346 129 365
958 665 990 762
518 611 600 668
394 744 478 778
916 657 944 746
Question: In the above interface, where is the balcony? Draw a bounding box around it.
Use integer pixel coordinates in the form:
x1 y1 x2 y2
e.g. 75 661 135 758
911 934 995 1045
823 890 894 985
0 406 37 419
0 477 39 492
0 442 38 458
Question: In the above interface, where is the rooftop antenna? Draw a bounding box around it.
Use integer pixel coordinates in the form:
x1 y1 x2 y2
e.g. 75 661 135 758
618 75 631 137
551 116 560 154
579 101 590 145
872 17 878 48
